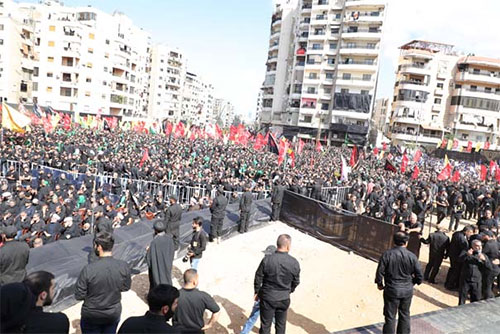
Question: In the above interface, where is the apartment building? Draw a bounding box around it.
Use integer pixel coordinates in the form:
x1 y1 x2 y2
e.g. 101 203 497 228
260 0 386 145
181 72 214 126
148 45 185 121
0 0 36 104
387 40 458 148
446 56 500 149
369 97 389 144
213 98 235 128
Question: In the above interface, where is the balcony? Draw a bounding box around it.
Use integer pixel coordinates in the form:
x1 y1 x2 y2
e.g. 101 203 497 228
345 0 387 8
266 55 278 64
269 43 279 52
270 31 280 40
311 15 328 25
337 60 378 72
453 88 500 100
390 131 441 145
272 17 282 26
336 77 374 88
339 44 379 56
345 12 384 23
455 71 500 86
399 63 432 75
301 4 312 13
304 61 322 70
341 28 382 40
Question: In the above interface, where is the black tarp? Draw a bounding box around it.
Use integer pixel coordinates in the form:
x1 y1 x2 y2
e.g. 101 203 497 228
333 92 372 113
27 199 272 312
280 191 398 261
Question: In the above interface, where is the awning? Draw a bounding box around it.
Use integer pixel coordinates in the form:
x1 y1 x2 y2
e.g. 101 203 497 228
420 124 444 132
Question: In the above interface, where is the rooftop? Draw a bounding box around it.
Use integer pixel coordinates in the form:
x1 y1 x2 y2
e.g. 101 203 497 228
400 40 455 55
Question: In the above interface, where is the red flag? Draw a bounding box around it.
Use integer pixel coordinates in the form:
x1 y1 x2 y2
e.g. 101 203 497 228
401 154 409 173
43 114 53 133
165 122 173 136
441 139 447 149
413 149 422 163
63 113 72 131
373 147 379 156
174 122 185 138
480 165 487 181
466 141 472 153
451 170 460 183
490 160 497 173
139 148 149 167
437 164 452 181
452 139 459 150
289 149 296 168
278 139 289 166
298 139 305 155
349 145 358 167
189 129 196 141
382 142 387 151
484 141 490 150
215 124 223 140
315 140 322 152
411 166 419 180
30 113 41 126
253 133 265 150
496 166 500 183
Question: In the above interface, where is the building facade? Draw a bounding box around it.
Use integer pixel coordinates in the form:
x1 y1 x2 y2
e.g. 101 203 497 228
148 45 185 121
446 56 500 150
387 40 458 148
213 98 235 128
181 72 214 126
259 0 387 145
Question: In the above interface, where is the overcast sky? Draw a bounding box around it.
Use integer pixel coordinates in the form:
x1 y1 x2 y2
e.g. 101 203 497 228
23 0 500 121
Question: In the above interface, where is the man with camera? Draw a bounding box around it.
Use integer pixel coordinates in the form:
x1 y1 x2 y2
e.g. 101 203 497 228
184 217 207 270
458 239 493 305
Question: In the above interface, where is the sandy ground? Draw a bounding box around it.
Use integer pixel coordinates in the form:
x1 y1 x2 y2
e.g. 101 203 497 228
63 216 472 334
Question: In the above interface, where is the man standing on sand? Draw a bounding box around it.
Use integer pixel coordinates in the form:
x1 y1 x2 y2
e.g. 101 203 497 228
147 220 176 289
375 232 423 334
254 234 300 334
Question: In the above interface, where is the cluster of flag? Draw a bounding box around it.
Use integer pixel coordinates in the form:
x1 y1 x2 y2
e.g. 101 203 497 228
438 138 491 152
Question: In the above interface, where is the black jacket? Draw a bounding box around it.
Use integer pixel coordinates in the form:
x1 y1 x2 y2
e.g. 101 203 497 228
375 246 423 298
75 256 132 324
254 251 300 301
0 240 30 285
239 191 253 213
190 229 207 259
421 231 450 258
210 194 228 219
166 203 183 225
118 311 180 334
271 186 285 204
146 233 175 287
448 231 469 262
24 306 70 334
459 250 492 283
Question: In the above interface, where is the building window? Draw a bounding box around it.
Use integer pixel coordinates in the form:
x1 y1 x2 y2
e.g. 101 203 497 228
341 88 349 94
105 39 110 45
105 52 109 58
47 87 53 93
86 78 91 83
88 48 93 54
455 84 462 89
87 62 92 68
473 68 480 74
307 87 316 94
437 83 444 88
347 42 356 48
303 115 312 123
434 98 442 104
361 90 369 95
485 87 492 93
0 39 3 45
342 73 351 80
325 72 334 79
329 43 337 50
47 56 54 62
331 27 339 34
362 74 372 81
33 67 39 77
309 72 318 79
85 91 91 97
89 33 95 40
0 24 4 30
470 85 477 91
48 41 55 47
321 103 329 110
369 26 379 33
324 88 332 94
312 43 322 50
49 25 55 32
47 72 53 77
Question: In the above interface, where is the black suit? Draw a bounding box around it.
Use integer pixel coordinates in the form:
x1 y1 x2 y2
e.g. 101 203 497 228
118 311 180 333
24 306 70 334
238 191 253 233
0 240 30 285
458 250 492 305
146 233 175 288
165 203 183 249
445 231 469 290
421 231 450 282
271 185 285 221
209 194 228 241
482 239 499 299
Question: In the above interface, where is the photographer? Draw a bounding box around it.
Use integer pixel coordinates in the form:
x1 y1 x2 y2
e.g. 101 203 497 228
458 239 492 305
184 217 207 270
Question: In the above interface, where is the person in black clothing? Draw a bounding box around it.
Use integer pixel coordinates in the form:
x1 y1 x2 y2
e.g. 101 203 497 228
477 209 498 233
445 225 474 291
186 217 207 270
420 226 450 283
75 231 132 334
341 194 357 213
458 239 492 305
480 231 500 299
0 225 30 285
147 220 176 289
165 195 183 250
209 187 228 243
375 232 423 334
449 196 466 232
238 185 253 233
270 181 286 221
435 189 449 225
118 284 180 334
23 271 70 334
173 269 220 333
254 234 300 334
0 282 34 333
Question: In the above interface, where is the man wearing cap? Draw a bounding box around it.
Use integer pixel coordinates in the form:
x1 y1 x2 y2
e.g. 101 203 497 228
0 225 30 285
238 184 253 234
165 195 183 250
147 220 176 289
209 187 228 243
375 232 423 334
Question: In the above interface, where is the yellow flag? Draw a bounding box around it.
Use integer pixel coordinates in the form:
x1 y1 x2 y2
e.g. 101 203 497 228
436 140 442 148
446 139 453 150
1 102 31 133
444 154 450 166
475 142 481 152
459 146 463 152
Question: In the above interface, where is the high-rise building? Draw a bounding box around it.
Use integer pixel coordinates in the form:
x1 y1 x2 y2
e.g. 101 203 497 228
387 40 458 148
0 0 36 104
213 98 235 128
259 0 387 145
369 97 389 144
447 56 500 149
181 71 214 126
18 0 151 118
148 45 185 121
